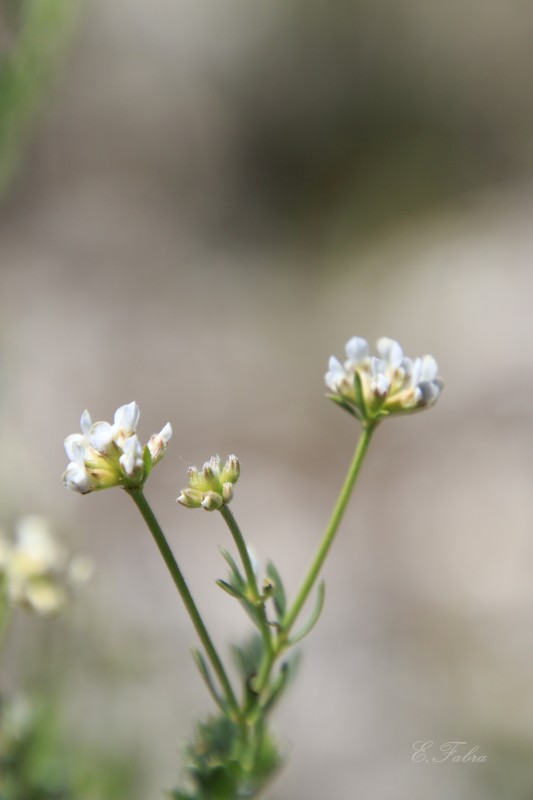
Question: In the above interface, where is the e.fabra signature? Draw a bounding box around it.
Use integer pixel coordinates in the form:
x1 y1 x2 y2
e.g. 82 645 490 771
412 741 487 763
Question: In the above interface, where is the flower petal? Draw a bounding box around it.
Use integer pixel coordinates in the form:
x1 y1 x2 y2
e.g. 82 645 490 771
325 356 345 392
89 421 114 452
344 337 369 363
119 435 143 476
80 410 92 436
419 355 438 382
64 434 87 462
114 402 140 435
376 337 403 369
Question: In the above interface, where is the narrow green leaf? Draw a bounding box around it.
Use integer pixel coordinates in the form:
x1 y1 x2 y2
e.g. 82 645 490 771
216 579 244 600
218 546 245 590
262 651 301 715
191 649 226 713
265 560 286 620
288 581 325 646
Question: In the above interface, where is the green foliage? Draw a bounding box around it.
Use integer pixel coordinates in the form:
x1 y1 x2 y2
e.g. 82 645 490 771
0 0 79 196
0 693 139 800
170 714 282 800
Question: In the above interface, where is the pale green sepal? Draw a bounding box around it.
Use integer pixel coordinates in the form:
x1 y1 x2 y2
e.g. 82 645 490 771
142 445 153 481
353 371 367 418
328 394 361 420
287 581 325 646
192 649 227 713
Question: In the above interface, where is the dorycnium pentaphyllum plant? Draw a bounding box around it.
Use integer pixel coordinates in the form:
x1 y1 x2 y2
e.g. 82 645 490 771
62 337 443 799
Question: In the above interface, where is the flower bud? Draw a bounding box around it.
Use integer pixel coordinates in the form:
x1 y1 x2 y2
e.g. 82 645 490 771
200 491 224 511
177 488 205 509
178 454 240 511
220 455 240 485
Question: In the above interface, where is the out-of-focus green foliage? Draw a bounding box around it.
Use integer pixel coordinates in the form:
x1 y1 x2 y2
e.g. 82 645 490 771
170 714 282 800
0 0 78 196
0 692 139 800
172 636 285 800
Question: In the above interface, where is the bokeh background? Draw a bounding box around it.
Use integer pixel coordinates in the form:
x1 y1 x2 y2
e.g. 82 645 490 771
1 1 533 797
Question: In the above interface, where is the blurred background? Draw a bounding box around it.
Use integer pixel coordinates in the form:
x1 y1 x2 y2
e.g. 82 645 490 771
1 0 533 797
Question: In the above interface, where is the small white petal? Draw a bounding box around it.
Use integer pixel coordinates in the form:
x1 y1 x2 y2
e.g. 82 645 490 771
114 402 140 435
64 434 87 462
63 462 93 493
419 355 438 382
376 337 403 368
325 356 345 391
371 372 390 397
410 357 422 387
119 435 143 476
418 380 441 407
89 421 114 452
80 410 92 436
344 337 369 363
159 422 172 444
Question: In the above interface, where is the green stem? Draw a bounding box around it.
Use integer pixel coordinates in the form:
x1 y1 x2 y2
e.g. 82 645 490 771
219 505 274 659
254 422 376 698
127 488 240 718
283 423 376 632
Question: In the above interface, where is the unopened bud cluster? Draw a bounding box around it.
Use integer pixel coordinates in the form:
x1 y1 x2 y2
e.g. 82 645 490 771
63 402 172 494
178 455 240 511
325 336 443 423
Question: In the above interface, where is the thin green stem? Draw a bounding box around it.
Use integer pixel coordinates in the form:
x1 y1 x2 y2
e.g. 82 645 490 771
127 488 240 718
219 505 274 659
253 423 376 700
283 423 376 632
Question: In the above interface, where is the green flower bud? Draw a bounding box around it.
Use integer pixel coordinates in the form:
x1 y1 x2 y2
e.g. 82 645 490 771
200 491 223 511
177 488 205 509
177 454 240 511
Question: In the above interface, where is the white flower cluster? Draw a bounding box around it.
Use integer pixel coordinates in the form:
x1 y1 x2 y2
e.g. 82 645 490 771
63 402 171 494
0 516 92 615
325 336 442 422
178 455 240 511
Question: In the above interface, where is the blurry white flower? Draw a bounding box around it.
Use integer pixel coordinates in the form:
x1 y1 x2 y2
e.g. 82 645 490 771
326 336 443 422
178 454 240 511
62 402 172 494
0 516 92 615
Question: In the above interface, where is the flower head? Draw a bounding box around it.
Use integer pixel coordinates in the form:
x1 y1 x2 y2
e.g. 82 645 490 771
0 515 92 615
326 336 443 423
177 455 240 511
62 402 172 493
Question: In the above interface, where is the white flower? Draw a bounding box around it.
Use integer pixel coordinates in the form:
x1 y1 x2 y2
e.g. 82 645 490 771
0 516 91 615
325 336 443 422
62 402 172 493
